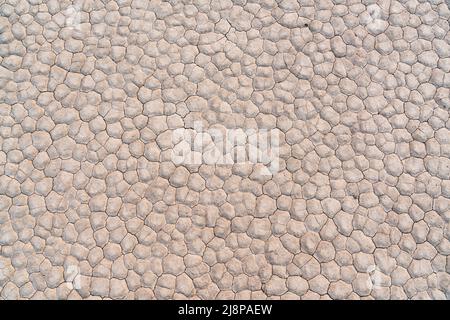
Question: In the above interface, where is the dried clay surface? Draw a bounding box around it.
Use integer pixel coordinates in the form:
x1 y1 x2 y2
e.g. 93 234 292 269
1 0 450 300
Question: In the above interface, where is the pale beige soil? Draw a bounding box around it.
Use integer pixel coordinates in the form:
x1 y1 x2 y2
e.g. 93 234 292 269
0 0 449 300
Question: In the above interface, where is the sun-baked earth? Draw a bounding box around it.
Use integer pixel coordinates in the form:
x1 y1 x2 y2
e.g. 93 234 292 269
0 0 450 300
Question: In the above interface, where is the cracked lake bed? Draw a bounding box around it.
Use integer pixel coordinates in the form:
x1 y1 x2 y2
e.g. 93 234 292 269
0 0 450 300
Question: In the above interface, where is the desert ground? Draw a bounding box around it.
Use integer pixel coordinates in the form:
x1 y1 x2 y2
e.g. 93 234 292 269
0 0 449 299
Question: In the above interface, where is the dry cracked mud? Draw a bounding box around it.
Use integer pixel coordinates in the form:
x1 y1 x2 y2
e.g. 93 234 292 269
0 0 450 300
